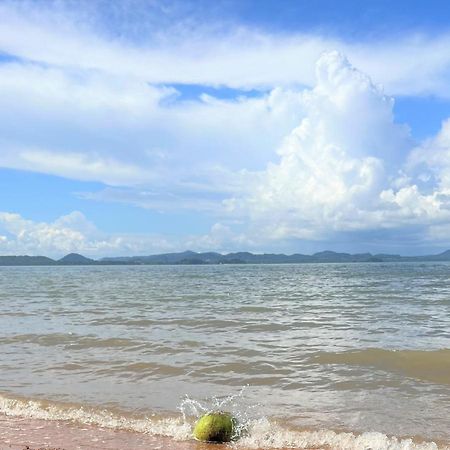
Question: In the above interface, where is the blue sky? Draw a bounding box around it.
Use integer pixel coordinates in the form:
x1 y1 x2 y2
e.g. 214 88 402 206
3 0 450 257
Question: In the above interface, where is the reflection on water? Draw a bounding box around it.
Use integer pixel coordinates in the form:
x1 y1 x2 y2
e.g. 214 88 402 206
1 263 450 443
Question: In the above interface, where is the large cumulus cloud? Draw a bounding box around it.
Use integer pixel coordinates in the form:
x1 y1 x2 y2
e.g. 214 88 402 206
225 52 450 248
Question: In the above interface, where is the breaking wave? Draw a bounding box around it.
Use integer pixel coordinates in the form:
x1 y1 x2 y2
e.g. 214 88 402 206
0 392 447 449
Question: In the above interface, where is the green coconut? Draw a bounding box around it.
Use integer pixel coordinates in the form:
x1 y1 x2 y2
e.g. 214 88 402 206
193 412 237 442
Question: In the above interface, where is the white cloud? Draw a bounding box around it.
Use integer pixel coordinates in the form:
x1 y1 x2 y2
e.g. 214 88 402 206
77 187 226 213
2 2 450 96
407 119 450 192
226 53 406 236
0 211 87 255
4 49 450 253
0 146 157 186
0 211 256 257
3 1 450 252
0 61 305 191
1 1 449 193
222 52 450 246
0 211 179 257
184 222 257 253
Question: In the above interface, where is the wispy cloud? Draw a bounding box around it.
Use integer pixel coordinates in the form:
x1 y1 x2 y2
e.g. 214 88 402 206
2 1 450 95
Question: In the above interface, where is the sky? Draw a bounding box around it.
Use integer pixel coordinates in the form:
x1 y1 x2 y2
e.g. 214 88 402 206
4 1 450 257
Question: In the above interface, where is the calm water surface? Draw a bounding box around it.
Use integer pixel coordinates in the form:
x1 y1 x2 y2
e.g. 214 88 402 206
1 263 450 448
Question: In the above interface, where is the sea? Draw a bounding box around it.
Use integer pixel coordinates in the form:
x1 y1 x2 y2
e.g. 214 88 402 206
1 262 450 449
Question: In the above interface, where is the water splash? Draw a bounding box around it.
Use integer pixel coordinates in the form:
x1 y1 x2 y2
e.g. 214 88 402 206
179 386 259 439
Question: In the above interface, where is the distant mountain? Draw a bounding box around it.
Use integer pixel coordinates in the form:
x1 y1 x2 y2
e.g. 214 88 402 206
426 250 450 261
102 250 224 265
100 249 450 265
58 253 95 265
2 250 450 266
0 255 56 266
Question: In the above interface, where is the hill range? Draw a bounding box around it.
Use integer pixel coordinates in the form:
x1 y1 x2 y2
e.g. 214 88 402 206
2 250 450 265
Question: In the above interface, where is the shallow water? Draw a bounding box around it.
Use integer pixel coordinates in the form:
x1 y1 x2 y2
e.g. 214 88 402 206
1 262 450 448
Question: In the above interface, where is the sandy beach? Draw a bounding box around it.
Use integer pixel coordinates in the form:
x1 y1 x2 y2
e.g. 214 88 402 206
2 412 447 450
0 415 325 450
0 414 239 450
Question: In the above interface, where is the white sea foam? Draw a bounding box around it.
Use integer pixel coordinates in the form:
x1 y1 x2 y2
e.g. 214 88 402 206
0 393 447 449
0 394 191 440
235 418 445 449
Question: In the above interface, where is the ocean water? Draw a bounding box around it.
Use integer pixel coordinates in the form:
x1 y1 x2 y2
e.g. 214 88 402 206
1 263 450 449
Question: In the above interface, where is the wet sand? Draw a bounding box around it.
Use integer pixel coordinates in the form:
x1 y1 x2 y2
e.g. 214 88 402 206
0 414 300 450
0 415 210 450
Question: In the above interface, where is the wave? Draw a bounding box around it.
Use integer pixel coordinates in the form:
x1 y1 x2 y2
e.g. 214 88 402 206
239 419 444 449
0 393 446 449
0 393 191 440
313 348 450 385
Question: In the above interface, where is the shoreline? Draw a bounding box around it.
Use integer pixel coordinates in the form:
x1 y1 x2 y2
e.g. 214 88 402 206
0 415 229 450
1 413 447 450
0 415 315 450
